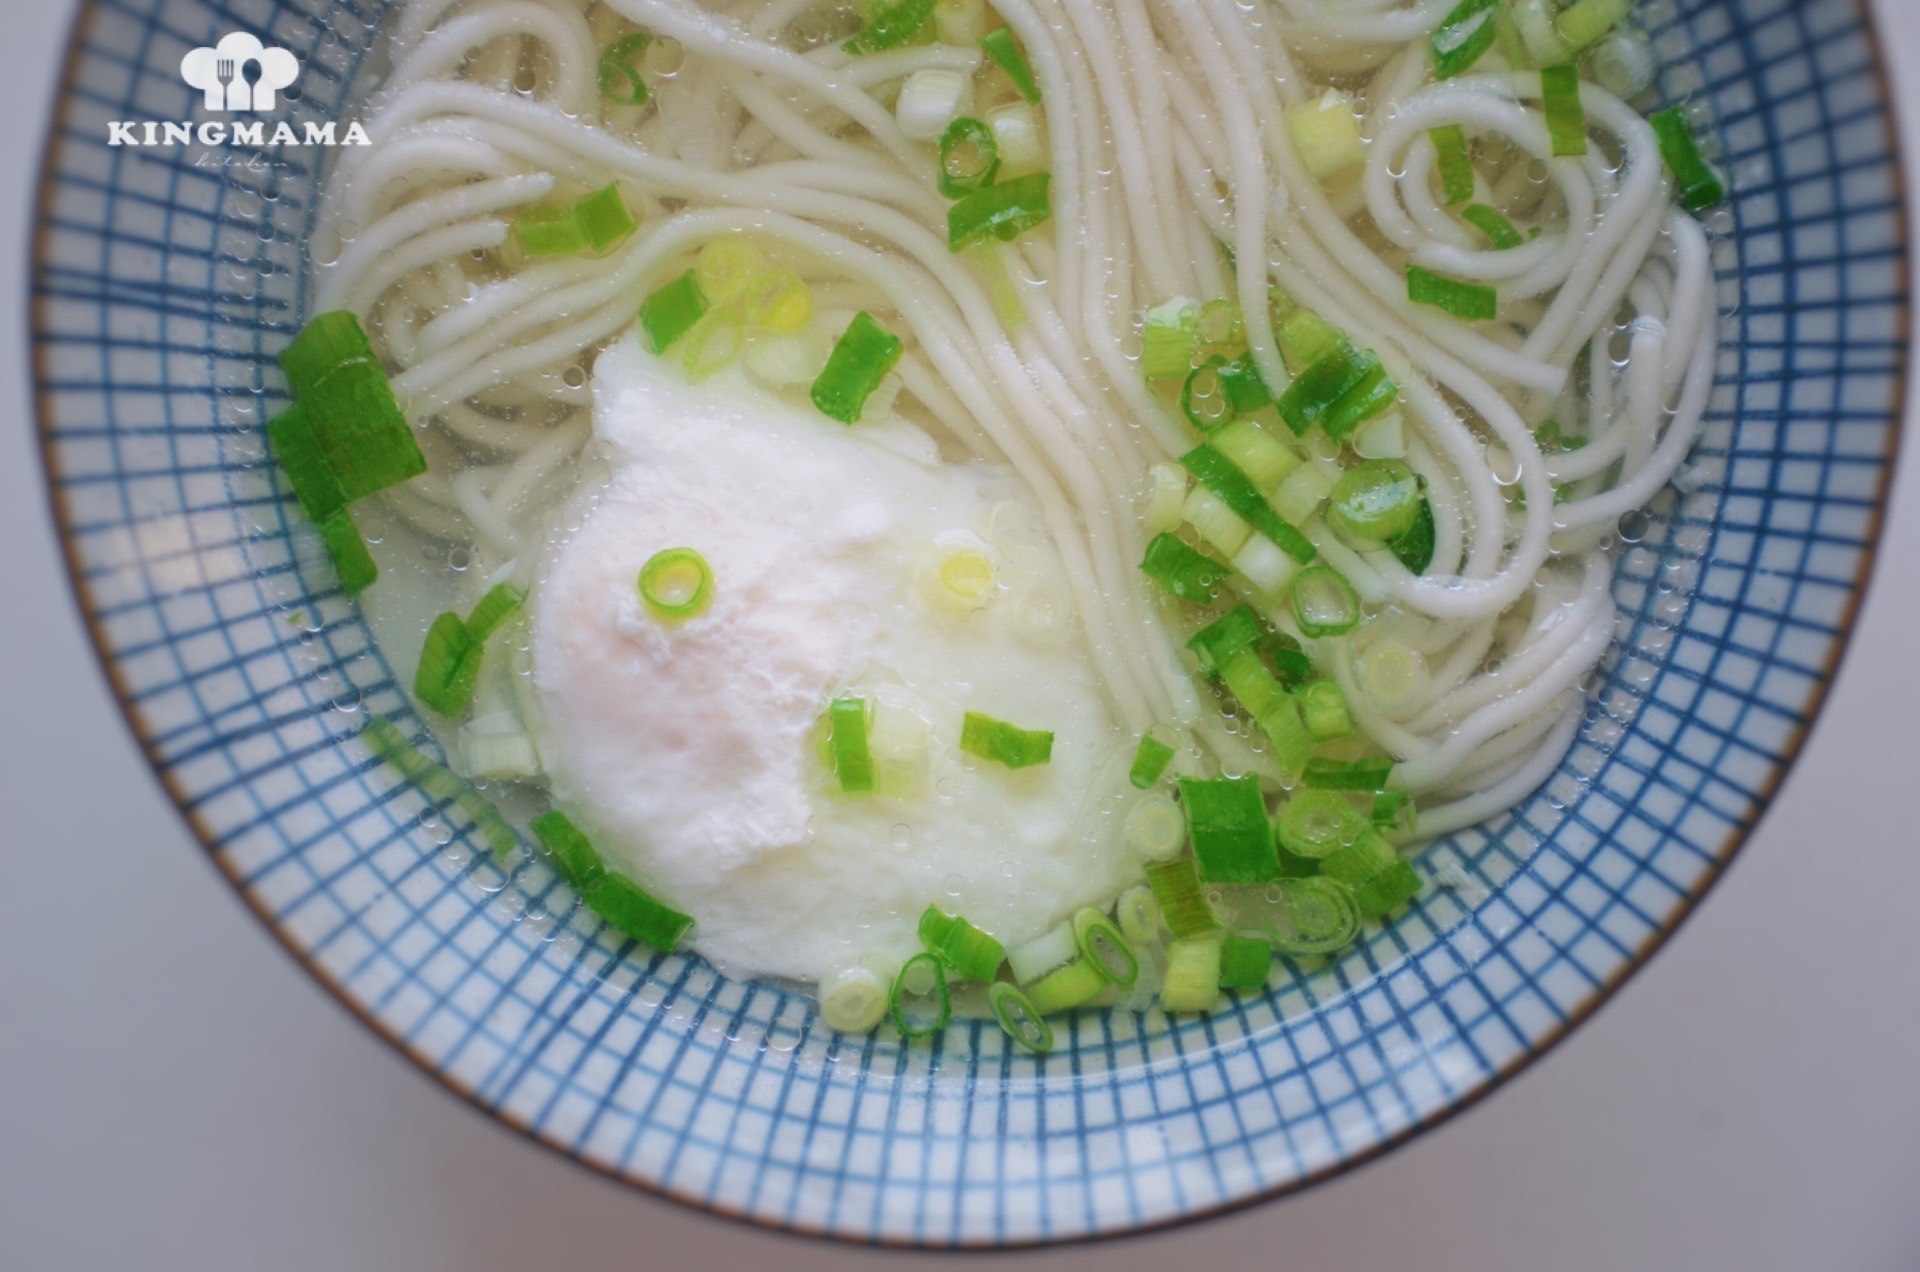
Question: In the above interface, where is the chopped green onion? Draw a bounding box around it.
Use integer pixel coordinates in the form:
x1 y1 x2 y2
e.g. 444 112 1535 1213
936 0 988 44
1407 264 1497 320
578 184 638 253
1586 31 1656 98
1277 306 1341 373
1275 789 1371 860
530 809 607 891
1319 354 1399 442
1329 459 1423 544
316 507 377 594
1182 486 1252 559
1218 649 1314 774
301 361 427 503
1160 936 1222 1012
1299 679 1353 742
1232 535 1305 603
1146 858 1222 939
1462 202 1525 248
1115 884 1162 945
1073 907 1138 987
598 31 653 107
588 882 692 963
1390 499 1437 574
827 697 876 794
1271 876 1362 955
960 710 1054 769
1287 90 1366 188
680 303 750 382
1541 64 1588 157
694 238 766 304
947 171 1052 250
1303 756 1396 791
1510 0 1574 65
1008 921 1079 984
514 204 590 258
1372 789 1417 834
1292 565 1361 639
1026 957 1107 1014
1277 339 1374 437
987 980 1052 1053
1319 827 1400 886
1179 357 1237 433
1180 445 1318 563
743 270 814 334
1431 0 1500 79
1139 531 1230 604
819 963 890 1033
1125 794 1188 862
1649 106 1727 212
890 950 952 1038
844 0 937 54
1431 124 1476 205
1218 933 1272 990
1210 418 1299 490
811 311 905 424
1352 858 1422 917
1141 298 1199 379
1181 775 1280 884
637 546 713 620
1187 605 1265 676
937 116 1000 198
362 718 517 858
918 904 1006 981
1554 0 1632 52
1262 631 1314 687
1129 733 1177 789
1195 298 1243 354
1534 418 1588 453
640 270 708 353
414 611 485 717
279 310 376 398
980 27 1042 103
985 100 1046 178
268 406 347 521
895 67 971 142
465 582 526 641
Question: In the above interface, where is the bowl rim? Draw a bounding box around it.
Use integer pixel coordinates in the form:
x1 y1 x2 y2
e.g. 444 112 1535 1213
27 0 1913 1248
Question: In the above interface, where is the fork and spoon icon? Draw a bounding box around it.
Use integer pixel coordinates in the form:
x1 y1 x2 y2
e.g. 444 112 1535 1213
212 57 261 111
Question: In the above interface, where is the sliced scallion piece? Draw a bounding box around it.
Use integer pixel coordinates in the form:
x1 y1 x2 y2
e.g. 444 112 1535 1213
588 867 695 951
1292 565 1361 638
918 904 1006 981
980 27 1042 103
811 311 905 424
1431 0 1500 79
1351 858 1422 917
1372 789 1417 834
1181 775 1280 884
1649 106 1727 212
826 697 876 794
465 582 526 641
414 611 485 717
316 507 377 594
268 405 347 522
844 0 937 54
1115 884 1162 946
530 810 607 891
640 270 708 353
637 546 713 620
279 311 376 398
960 711 1054 769
1180 357 1237 432
302 361 427 503
1390 499 1438 574
1187 604 1265 676
1146 858 1222 939
1276 789 1370 860
598 31 653 107
1129 732 1177 789
1125 794 1188 862
987 980 1052 1053
514 204 590 258
891 951 952 1039
1541 64 1588 157
1319 828 1400 886
1008 921 1079 984
743 270 814 334
819 963 890 1033
1179 445 1318 563
1329 459 1423 544
1026 957 1108 1014
1554 0 1632 52
1277 306 1340 373
1218 933 1273 991
1271 876 1362 955
1277 339 1375 437
1303 756 1396 791
1160 936 1223 1012
1210 418 1298 490
947 171 1052 251
577 184 638 253
1073 907 1138 987
694 238 766 305
1299 679 1353 742
1407 265 1497 320
1320 354 1399 442
1141 298 1198 379
1139 531 1230 603
1430 124 1475 205
937 116 999 198
1462 202 1525 249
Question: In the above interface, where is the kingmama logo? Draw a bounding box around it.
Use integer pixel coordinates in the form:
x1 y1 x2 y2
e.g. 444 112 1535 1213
107 31 370 149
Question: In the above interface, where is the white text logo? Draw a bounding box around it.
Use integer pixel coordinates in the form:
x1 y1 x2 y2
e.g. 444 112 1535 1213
180 33 300 112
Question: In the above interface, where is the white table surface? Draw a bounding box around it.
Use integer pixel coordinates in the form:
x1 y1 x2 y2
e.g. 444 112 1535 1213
4 4 1918 1270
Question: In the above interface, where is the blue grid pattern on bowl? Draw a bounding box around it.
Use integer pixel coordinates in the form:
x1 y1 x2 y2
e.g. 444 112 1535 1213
31 0 1906 1246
